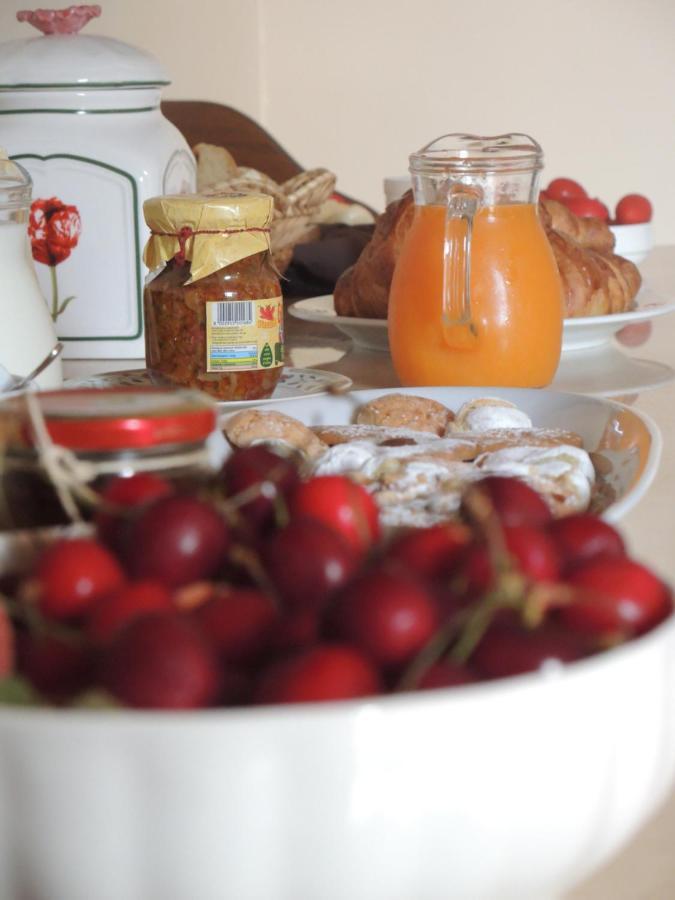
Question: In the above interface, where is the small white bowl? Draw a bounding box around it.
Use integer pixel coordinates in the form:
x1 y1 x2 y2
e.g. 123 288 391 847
383 175 412 207
610 221 653 264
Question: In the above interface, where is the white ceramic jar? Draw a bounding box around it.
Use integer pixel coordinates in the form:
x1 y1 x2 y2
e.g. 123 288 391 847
0 5 196 359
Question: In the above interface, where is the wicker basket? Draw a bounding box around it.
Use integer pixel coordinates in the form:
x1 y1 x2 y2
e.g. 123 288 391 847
195 145 336 273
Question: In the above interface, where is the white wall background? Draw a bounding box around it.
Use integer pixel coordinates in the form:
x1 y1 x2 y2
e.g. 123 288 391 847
2 0 675 241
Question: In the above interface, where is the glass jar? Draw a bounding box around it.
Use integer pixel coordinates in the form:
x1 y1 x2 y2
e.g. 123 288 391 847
0 151 62 389
143 193 284 402
0 387 224 530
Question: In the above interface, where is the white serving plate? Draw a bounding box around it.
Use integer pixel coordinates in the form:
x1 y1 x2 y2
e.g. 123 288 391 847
258 386 661 523
562 284 675 352
64 366 353 409
290 289 675 356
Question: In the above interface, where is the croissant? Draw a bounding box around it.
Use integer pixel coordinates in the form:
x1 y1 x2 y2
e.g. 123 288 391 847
334 192 641 319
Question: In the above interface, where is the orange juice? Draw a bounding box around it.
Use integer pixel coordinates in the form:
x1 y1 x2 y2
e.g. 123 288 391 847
388 202 564 386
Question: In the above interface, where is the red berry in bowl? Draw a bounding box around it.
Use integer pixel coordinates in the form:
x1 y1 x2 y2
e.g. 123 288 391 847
462 476 552 529
253 643 381 704
561 558 672 637
263 518 359 610
86 579 173 644
545 177 587 202
122 495 230 587
36 538 125 621
289 475 380 556
472 623 587 679
101 612 220 709
19 633 93 701
563 197 610 221
417 660 477 690
548 514 626 573
328 569 438 669
0 603 14 677
615 193 652 225
96 473 174 550
221 446 299 536
456 525 559 596
191 587 278 665
382 522 471 580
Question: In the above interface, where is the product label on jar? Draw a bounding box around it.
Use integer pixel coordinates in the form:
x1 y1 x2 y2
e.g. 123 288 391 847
205 297 284 372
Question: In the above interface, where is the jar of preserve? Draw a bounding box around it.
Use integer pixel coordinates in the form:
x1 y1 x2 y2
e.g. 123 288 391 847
142 193 284 401
0 387 225 530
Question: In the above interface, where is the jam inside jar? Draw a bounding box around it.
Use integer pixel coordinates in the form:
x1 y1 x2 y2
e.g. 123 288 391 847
143 192 284 403
144 251 283 402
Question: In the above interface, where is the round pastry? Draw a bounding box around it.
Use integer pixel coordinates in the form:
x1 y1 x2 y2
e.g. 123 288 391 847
474 444 595 516
223 409 327 460
470 428 584 456
355 393 453 436
449 398 532 434
311 423 439 447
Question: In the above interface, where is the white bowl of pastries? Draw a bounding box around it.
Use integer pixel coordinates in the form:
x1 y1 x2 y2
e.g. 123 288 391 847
223 387 661 526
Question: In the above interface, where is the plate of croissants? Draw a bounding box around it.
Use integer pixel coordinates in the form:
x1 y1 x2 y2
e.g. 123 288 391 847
289 193 675 354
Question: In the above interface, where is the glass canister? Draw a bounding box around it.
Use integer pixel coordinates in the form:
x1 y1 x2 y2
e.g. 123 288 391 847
0 387 224 530
0 150 62 389
388 134 564 387
142 192 284 402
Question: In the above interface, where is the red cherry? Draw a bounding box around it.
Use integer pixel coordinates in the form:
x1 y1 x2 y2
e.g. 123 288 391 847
191 587 278 665
0 603 14 677
86 579 173 644
36 538 125 621
548 514 626 573
269 609 320 654
456 525 559 597
561 558 672 637
95 473 174 550
417 660 477 689
263 518 359 610
253 643 381 704
328 569 438 669
289 475 380 556
382 522 471 580
462 476 552 529
221 446 300 536
122 495 230 587
101 612 220 709
472 623 587 679
19 633 93 701
504 525 560 582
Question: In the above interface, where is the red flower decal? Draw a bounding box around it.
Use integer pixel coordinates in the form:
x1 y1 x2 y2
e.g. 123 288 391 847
259 304 275 321
28 197 81 267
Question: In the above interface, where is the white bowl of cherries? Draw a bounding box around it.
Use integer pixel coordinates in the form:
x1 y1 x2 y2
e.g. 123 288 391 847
543 177 654 264
0 452 673 900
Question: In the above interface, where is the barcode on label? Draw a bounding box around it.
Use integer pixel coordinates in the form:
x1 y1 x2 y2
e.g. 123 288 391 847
212 301 254 326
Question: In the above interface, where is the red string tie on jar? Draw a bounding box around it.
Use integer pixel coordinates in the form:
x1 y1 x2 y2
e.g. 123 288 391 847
151 226 272 265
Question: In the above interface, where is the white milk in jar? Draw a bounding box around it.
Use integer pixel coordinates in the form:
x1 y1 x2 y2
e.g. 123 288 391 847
0 152 62 389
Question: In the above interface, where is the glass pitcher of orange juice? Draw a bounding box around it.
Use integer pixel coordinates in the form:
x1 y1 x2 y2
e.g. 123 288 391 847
388 134 564 386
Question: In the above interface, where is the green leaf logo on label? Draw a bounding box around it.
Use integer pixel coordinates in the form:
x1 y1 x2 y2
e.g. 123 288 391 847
260 343 273 367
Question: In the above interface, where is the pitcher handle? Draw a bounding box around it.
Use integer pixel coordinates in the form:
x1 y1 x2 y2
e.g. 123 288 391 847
442 185 482 343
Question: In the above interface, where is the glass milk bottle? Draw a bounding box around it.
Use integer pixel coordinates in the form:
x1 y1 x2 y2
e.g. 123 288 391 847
0 151 62 388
